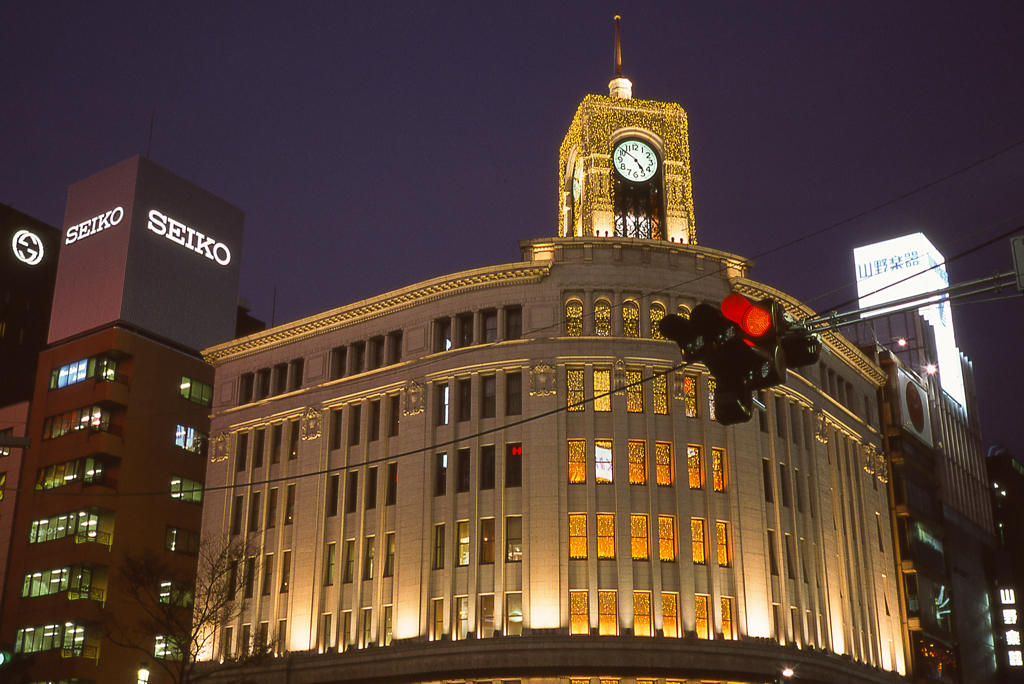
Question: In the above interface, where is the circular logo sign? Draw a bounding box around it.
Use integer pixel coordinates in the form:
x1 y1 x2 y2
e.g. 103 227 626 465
12 229 45 265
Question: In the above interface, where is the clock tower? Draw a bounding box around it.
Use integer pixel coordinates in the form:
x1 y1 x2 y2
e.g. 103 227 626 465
558 18 696 244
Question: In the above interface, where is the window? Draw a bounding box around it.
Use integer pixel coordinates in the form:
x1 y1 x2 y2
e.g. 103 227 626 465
351 341 366 373
708 377 716 420
35 457 106 490
369 400 380 442
779 464 791 508
481 375 496 418
327 475 340 517
436 318 452 352
594 369 611 411
431 598 445 641
455 596 469 640
262 555 273 596
370 336 385 369
655 442 673 486
662 592 679 638
712 448 725 492
435 453 447 496
631 514 649 560
505 371 522 415
256 368 271 399
436 384 450 426
155 634 183 660
288 418 299 459
722 597 736 639
324 543 336 586
597 513 615 559
683 374 698 418
594 300 612 336
457 378 472 422
252 428 265 469
658 516 676 562
568 439 586 484
634 591 652 636
505 443 522 488
21 564 93 599
179 424 208 453
457 313 474 348
566 300 583 336
626 370 643 412
365 467 378 509
285 484 295 525
483 309 498 342
50 355 117 389
239 373 254 404
653 373 668 414
166 527 199 555
567 368 585 411
235 431 249 471
382 605 393 646
716 521 730 566
623 300 640 337
280 551 291 592
628 440 646 484
362 609 373 648
595 440 613 483
343 540 355 583
687 446 703 489
29 508 100 544
456 449 470 493
695 595 710 639
762 458 774 503
231 496 243 535
170 476 203 503
506 516 522 562
796 469 805 513
480 445 496 489
386 463 398 505
383 533 395 577
271 423 282 463
456 521 470 566
480 518 495 564
480 595 495 637
505 305 522 340
785 533 796 579
650 303 667 339
569 514 588 559
330 346 347 380
506 592 523 636
363 536 375 580
598 590 617 635
691 519 706 564
180 376 212 406
322 613 334 651
388 394 400 436
570 590 589 635
432 525 445 570
273 363 288 395
247 492 261 533
768 529 779 576
349 404 361 446
346 472 358 513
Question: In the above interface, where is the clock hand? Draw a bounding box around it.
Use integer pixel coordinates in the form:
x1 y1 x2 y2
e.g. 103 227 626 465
623 151 644 173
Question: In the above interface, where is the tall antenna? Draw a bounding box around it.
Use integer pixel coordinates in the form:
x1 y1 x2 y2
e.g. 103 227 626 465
608 15 632 99
614 15 622 77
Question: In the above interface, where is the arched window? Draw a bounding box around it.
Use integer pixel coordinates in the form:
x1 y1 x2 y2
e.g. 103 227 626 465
565 300 583 337
594 301 612 337
612 139 663 240
677 304 691 320
650 302 667 339
623 301 640 338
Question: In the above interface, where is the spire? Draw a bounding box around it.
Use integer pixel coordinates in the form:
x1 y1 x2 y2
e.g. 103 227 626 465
609 15 633 99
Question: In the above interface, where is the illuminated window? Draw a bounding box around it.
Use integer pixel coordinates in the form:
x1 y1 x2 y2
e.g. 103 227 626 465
594 369 611 411
662 592 679 637
568 440 586 484
566 300 583 337
691 519 706 564
569 514 588 559
623 301 640 337
570 590 589 635
659 515 677 562
678 304 690 318
598 590 618 635
50 355 117 389
708 377 716 421
170 476 203 503
695 595 710 639
631 514 649 560
653 373 668 414
634 591 652 636
650 302 666 339
722 597 736 640
628 441 647 484
655 442 673 486
687 446 703 489
597 513 615 559
42 405 113 441
567 369 585 411
431 598 444 641
595 300 612 336
595 440 613 483
684 375 698 418
455 596 469 640
626 370 643 412
716 521 730 567
712 448 726 492
180 376 212 406
506 593 523 636
456 521 469 566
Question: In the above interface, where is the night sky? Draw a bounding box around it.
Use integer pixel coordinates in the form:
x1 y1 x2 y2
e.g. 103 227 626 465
3 2 1023 453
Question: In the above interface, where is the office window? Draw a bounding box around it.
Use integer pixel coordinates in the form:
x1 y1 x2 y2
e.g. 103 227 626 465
238 372 255 404
566 300 583 336
570 590 589 635
180 376 212 406
324 543 336 586
708 377 717 420
247 492 261 533
712 448 725 492
480 595 495 637
655 442 673 486
762 458 774 503
369 336 385 370
597 513 615 559
456 449 471 493
235 432 249 472
454 378 471 423
659 516 676 562
330 346 347 380
650 302 667 339
594 369 611 411
436 384 449 426
480 518 495 564
505 371 522 415
626 371 643 412
285 484 295 525
662 592 679 638
569 514 588 559
170 476 203 503
768 530 779 576
252 428 265 469
386 463 398 505
273 363 288 395
456 313 473 348
722 597 736 639
369 400 380 442
506 593 523 636
351 341 365 373
455 596 469 640
634 591 652 636
327 475 339 517
342 471 357 513
505 443 522 487
435 453 447 496
261 554 273 596
483 309 498 342
321 613 334 651
652 373 668 414
505 305 523 340
382 605 393 646
506 516 522 562
687 446 703 489
631 514 649 560
456 521 470 566
388 394 400 436
270 423 282 463
796 469 805 513
366 467 378 509
383 533 395 577
695 595 710 639
779 464 791 508
481 375 496 418
598 590 617 635
363 536 375 580
430 598 444 640
165 527 199 555
432 525 445 570
628 440 647 484
349 404 361 446
480 445 496 489
229 497 242 535
343 540 355 583
280 550 291 593
288 418 299 459
435 317 453 352
175 425 207 456
785 534 796 579
691 519 706 564
594 300 612 336
51 354 118 389
595 440 613 483
568 439 586 483
36 456 107 490
567 368 585 411
716 521 730 566
683 374 698 417
623 300 640 337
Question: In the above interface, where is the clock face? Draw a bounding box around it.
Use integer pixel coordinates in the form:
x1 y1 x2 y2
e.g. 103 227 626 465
613 140 658 183
572 162 583 200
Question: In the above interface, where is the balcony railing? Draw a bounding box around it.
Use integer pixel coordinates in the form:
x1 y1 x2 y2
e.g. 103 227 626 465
61 644 99 661
68 587 106 603
75 531 112 548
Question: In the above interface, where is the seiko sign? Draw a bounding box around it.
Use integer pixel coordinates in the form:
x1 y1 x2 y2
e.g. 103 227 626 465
147 210 232 266
65 206 124 245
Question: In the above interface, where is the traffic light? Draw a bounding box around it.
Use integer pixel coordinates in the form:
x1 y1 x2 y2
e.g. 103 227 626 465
0 645 34 684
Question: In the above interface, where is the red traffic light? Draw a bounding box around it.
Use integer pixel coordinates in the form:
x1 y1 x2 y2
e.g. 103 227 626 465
721 293 772 337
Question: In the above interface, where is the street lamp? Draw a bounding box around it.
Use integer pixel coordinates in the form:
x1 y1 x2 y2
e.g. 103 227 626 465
138 661 150 683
